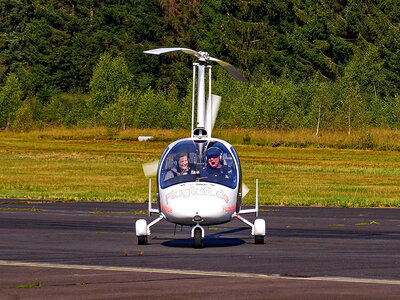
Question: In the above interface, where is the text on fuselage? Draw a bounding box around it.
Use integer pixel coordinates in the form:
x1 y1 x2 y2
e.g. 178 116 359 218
165 186 230 204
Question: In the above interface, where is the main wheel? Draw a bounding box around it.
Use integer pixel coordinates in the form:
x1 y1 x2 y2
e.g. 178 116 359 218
138 235 147 245
254 218 266 245
255 235 264 244
193 228 203 248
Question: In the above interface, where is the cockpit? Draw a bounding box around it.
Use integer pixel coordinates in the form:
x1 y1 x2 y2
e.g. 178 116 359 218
159 140 238 189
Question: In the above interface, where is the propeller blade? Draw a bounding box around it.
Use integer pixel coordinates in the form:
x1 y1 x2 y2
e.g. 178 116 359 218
242 182 250 198
211 94 221 129
142 160 159 178
143 47 199 57
209 57 248 82
206 94 221 135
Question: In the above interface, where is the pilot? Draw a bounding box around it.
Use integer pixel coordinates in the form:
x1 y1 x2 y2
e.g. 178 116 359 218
164 152 192 180
201 147 233 181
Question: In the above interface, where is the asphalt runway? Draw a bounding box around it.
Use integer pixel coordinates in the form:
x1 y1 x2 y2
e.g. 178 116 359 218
0 199 399 299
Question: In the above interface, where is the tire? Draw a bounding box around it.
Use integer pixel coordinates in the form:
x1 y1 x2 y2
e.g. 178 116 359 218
135 219 148 236
254 219 266 236
138 235 147 245
255 235 264 244
193 228 203 248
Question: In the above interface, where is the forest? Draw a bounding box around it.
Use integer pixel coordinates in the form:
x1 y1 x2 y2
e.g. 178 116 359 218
0 0 399 132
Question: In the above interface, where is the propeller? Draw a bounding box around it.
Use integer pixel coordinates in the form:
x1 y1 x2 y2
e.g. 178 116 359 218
143 47 248 82
206 94 221 135
142 160 159 178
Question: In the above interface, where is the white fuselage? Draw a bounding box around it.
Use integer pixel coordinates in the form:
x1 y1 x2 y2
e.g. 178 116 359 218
159 181 238 225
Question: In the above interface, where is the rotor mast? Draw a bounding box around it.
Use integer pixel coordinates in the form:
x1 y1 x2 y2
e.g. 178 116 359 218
194 52 212 136
196 62 206 129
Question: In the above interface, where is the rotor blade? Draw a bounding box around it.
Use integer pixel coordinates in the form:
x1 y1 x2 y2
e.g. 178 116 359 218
144 48 247 82
242 182 250 198
143 47 199 57
142 160 159 178
209 57 248 82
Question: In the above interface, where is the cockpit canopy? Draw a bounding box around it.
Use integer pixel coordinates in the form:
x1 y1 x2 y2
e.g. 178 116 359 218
159 139 239 189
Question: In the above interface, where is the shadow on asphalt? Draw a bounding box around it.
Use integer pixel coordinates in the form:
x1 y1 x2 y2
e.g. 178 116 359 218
162 237 246 248
161 226 249 248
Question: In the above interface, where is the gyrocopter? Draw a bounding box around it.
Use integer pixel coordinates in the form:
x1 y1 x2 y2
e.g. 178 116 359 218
136 47 265 248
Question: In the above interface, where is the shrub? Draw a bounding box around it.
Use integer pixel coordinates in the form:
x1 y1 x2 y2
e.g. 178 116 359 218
12 101 35 132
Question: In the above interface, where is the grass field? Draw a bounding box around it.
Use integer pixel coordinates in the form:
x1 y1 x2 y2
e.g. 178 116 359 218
1 128 400 207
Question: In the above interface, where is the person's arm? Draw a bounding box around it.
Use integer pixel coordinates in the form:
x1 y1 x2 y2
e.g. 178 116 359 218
164 168 178 180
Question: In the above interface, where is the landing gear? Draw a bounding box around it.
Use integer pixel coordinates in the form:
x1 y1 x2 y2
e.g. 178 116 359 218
254 218 266 244
235 214 266 244
138 235 147 245
193 227 203 248
255 235 264 244
135 214 165 246
135 219 148 245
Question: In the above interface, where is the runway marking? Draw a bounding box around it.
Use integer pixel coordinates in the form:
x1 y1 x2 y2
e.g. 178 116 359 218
1 260 400 285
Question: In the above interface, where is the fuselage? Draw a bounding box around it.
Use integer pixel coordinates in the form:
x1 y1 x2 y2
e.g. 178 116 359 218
157 137 242 226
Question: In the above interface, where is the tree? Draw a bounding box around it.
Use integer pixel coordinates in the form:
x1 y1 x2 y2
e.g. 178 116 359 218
0 73 23 129
89 52 133 112
311 79 334 135
340 79 364 135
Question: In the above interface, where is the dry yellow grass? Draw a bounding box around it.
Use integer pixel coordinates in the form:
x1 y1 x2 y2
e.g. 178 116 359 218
214 128 400 150
1 127 399 207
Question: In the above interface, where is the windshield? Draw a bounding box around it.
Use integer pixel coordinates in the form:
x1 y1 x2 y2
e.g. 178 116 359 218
160 140 237 189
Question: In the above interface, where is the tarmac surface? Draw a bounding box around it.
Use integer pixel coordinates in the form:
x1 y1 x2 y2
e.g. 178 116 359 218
0 199 399 299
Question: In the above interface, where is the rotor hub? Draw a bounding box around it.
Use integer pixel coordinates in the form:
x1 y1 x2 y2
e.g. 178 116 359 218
197 51 209 61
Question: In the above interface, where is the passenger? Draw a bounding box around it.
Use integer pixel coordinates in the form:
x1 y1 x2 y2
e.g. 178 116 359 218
200 147 233 181
164 153 192 180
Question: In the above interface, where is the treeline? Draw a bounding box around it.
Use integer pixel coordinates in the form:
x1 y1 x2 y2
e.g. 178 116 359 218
0 0 399 131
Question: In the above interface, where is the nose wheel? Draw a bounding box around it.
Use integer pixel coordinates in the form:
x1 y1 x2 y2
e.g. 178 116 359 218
193 227 204 248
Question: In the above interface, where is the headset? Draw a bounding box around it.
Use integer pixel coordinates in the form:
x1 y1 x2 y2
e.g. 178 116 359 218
205 147 223 163
174 152 189 172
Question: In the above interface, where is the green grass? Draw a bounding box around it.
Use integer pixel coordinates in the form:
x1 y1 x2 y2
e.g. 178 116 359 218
1 128 400 207
17 282 42 288
89 210 147 214
0 207 43 211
